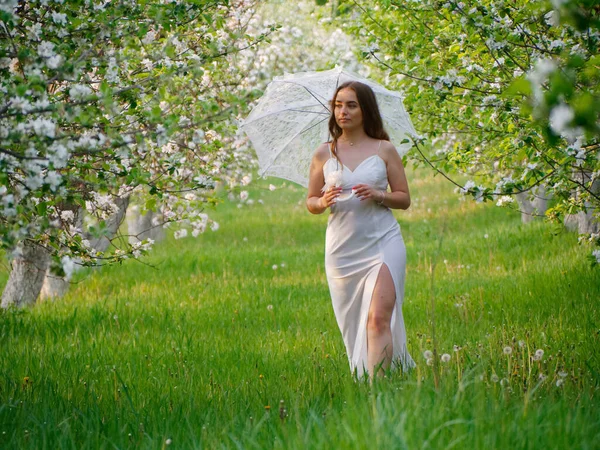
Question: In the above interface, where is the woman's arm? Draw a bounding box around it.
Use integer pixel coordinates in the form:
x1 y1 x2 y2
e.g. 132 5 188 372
380 141 411 210
306 143 341 214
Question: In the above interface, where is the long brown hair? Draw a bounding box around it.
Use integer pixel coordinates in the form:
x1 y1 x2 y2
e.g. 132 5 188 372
328 81 390 162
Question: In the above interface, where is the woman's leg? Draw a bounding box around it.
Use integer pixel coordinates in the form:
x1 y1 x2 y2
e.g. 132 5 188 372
367 263 396 378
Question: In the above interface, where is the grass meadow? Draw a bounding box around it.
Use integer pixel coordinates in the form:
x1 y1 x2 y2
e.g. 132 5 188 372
1 167 599 449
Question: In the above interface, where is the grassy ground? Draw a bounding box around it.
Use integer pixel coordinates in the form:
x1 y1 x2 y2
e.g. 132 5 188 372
0 167 599 449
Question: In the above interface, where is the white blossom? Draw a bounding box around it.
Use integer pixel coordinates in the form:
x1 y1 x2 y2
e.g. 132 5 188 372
174 229 188 239
37 41 56 58
549 103 575 135
460 180 476 194
142 30 158 45
30 118 57 138
322 170 343 192
51 12 68 25
496 196 514 207
45 171 62 191
61 255 76 280
527 59 557 103
193 129 206 144
69 84 93 100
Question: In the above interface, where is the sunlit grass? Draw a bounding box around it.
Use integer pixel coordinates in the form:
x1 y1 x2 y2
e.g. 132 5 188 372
0 166 598 449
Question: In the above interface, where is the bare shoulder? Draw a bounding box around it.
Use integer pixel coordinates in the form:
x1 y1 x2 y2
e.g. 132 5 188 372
379 140 402 163
312 142 331 164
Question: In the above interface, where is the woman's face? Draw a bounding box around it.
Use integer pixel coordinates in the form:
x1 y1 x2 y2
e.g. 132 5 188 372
334 88 363 131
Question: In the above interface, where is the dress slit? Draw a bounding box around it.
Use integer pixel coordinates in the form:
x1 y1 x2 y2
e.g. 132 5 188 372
354 259 400 377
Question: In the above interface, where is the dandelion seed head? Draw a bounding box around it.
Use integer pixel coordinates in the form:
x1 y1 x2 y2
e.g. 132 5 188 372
503 346 512 355
423 350 433 360
441 353 451 363
491 374 499 383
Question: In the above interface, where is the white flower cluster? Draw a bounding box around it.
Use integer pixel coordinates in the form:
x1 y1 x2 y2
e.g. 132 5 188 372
322 170 343 193
549 103 574 135
434 69 466 91
527 58 557 104
85 192 121 220
495 176 515 192
52 12 68 25
496 195 514 207
37 41 62 69
69 84 93 101
13 117 57 138
459 180 485 201
47 142 70 169
61 255 76 280
131 238 154 258
0 185 16 217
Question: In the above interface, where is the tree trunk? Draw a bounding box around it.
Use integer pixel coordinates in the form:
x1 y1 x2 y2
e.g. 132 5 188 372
86 196 130 253
126 205 165 244
515 185 551 224
564 171 600 234
39 196 130 301
1 240 50 308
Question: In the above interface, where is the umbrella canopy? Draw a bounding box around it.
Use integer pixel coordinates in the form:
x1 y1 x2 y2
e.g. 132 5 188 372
240 66 417 188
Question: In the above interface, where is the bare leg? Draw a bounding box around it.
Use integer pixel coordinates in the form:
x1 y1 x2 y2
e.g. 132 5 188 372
367 264 396 379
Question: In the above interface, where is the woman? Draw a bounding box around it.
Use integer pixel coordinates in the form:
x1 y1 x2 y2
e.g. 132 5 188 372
306 81 415 379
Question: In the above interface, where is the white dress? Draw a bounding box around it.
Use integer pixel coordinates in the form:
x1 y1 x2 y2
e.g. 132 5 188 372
323 145 415 378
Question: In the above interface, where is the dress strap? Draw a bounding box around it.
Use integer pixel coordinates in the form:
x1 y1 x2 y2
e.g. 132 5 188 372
377 139 382 154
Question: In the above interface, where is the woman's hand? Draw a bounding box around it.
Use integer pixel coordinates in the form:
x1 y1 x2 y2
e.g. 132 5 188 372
321 187 343 208
352 184 385 203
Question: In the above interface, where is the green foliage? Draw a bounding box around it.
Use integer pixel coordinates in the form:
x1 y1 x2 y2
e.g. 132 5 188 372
343 0 600 245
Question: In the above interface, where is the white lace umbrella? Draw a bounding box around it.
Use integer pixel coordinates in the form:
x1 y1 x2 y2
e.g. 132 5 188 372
240 66 417 188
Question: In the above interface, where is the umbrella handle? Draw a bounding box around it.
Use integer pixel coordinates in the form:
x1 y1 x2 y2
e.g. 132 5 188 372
335 189 355 203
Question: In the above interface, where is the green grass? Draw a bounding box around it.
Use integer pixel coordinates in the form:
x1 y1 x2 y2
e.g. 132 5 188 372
1 167 599 449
